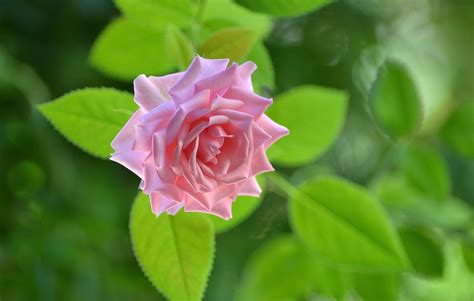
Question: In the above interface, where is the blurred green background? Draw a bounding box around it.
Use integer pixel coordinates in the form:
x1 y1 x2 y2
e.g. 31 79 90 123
1 0 474 300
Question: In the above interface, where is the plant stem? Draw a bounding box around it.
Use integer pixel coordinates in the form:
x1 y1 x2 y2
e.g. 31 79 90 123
266 172 298 198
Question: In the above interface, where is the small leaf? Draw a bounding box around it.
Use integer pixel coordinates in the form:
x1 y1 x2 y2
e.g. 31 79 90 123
38 88 136 159
203 0 271 40
236 235 314 301
370 61 422 138
311 260 351 300
235 0 333 17
290 176 408 271
90 17 173 81
130 192 215 301
267 86 348 166
199 28 257 63
165 25 195 71
208 176 265 234
399 227 444 278
114 0 195 28
440 100 474 159
401 144 450 202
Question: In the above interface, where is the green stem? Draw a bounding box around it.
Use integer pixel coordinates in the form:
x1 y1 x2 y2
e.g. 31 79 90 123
266 172 298 198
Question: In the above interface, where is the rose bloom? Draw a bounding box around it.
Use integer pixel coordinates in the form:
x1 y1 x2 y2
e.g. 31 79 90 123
111 56 288 220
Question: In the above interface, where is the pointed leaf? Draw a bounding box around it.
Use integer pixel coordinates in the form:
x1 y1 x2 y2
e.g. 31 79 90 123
90 17 173 81
290 176 408 271
267 86 348 166
370 61 422 138
199 28 257 63
38 88 136 159
130 192 215 301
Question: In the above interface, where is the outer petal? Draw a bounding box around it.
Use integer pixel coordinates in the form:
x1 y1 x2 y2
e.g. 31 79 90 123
223 86 272 118
257 114 289 149
110 150 148 178
150 192 181 216
239 177 262 197
111 109 145 153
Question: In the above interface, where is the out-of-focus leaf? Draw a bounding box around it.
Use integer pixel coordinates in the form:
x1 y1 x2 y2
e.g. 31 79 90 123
38 88 136 159
401 144 450 202
461 241 474 273
311 260 350 300
235 0 333 17
440 101 474 159
267 86 348 166
236 235 314 301
165 25 195 70
370 61 422 138
247 43 275 94
290 176 408 271
90 18 173 81
199 28 257 63
208 176 265 234
203 0 271 40
401 242 474 301
7 161 46 199
130 192 215 301
113 0 195 28
373 174 472 229
399 227 444 278
353 273 400 301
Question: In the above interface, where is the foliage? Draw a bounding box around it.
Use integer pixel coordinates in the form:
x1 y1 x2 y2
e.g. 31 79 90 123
2 0 474 300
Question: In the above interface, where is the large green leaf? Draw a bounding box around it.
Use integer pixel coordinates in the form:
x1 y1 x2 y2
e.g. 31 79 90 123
38 88 136 159
401 144 450 203
114 0 195 28
165 25 195 71
399 227 444 278
90 17 173 81
203 0 271 40
199 28 257 63
208 176 265 234
130 192 215 301
370 61 422 138
290 176 408 271
440 100 474 159
267 86 348 166
235 0 333 17
236 235 314 301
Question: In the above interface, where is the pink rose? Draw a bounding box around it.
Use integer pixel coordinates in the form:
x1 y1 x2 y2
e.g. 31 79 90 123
111 56 288 220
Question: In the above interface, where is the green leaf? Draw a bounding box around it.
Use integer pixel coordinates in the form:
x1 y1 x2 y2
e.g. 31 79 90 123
199 28 257 63
247 43 275 94
208 176 265 234
461 241 474 274
90 17 173 81
401 144 450 202
267 86 348 166
290 176 408 271
235 0 333 17
370 61 422 138
399 227 444 278
236 235 314 301
38 88 136 159
130 192 215 301
203 0 271 40
165 25 195 71
373 174 472 230
352 273 400 301
311 260 351 300
440 101 474 159
114 0 195 28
